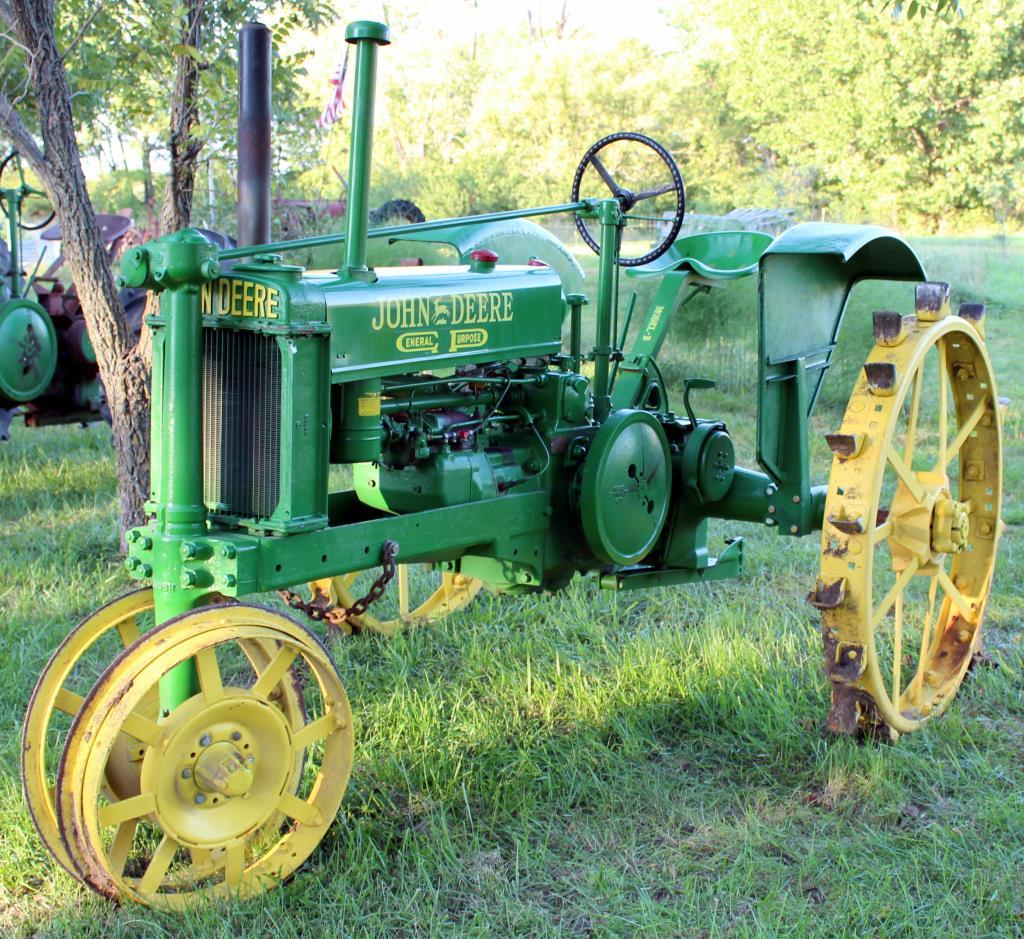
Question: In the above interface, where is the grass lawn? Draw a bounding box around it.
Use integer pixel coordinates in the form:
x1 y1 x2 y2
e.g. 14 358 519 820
0 235 1021 937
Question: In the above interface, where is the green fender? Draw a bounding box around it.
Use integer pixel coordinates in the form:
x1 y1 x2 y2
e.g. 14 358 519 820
389 218 585 296
756 222 925 512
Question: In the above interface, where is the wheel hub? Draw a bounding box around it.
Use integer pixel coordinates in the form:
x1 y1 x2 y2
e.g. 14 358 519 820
889 471 945 569
931 497 970 554
142 691 293 848
193 740 255 798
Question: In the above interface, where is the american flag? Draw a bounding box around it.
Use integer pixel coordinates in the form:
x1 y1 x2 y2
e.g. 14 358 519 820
316 46 350 129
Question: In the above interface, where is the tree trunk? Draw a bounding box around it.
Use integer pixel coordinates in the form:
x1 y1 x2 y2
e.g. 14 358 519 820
158 0 206 236
141 139 156 235
4 0 150 534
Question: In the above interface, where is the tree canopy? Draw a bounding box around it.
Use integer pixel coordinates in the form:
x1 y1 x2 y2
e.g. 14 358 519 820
7 0 1023 236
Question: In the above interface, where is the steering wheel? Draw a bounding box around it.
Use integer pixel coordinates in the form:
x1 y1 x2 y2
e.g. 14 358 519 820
0 151 56 231
571 132 685 267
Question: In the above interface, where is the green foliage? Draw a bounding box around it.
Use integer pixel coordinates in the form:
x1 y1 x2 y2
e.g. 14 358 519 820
880 0 965 19
704 1 1023 231
280 2 1024 233
1 1 337 234
11 1 1024 239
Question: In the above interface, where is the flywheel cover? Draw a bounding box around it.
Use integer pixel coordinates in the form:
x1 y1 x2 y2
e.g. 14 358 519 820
0 298 57 403
580 409 672 565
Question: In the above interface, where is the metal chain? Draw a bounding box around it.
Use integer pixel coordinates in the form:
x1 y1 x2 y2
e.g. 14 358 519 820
277 540 399 633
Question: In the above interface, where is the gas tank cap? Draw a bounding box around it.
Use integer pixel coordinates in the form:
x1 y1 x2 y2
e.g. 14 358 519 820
469 248 498 272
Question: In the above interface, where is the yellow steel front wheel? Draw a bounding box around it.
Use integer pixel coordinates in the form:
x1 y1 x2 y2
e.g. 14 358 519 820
54 604 350 907
815 284 1002 736
308 564 483 636
22 590 308 884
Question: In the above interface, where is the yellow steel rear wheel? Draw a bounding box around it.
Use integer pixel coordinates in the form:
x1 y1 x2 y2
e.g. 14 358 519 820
55 604 351 907
815 285 1002 736
308 564 483 636
23 589 308 884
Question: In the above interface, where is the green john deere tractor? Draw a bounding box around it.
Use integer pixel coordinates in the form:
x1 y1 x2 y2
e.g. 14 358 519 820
21 19 1002 908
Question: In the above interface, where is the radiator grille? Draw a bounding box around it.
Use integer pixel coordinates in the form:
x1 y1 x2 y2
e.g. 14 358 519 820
202 329 281 520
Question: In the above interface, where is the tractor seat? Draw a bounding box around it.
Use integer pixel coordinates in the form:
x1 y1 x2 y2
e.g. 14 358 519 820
627 230 774 280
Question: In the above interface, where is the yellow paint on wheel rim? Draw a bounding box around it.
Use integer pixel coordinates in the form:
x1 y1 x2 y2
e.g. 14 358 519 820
817 302 1002 735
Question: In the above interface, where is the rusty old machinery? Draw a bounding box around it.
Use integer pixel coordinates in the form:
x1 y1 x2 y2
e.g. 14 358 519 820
22 19 1003 907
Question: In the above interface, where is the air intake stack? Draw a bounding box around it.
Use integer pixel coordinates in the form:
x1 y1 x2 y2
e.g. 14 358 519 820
341 20 390 279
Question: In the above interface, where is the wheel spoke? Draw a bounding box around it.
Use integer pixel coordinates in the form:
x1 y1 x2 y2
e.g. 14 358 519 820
904 366 923 467
137 833 177 896
277 791 320 826
190 846 215 872
632 182 677 201
872 517 894 545
936 567 976 623
121 710 162 745
908 575 941 699
892 591 904 701
871 558 920 629
116 616 142 647
398 565 410 618
107 820 137 876
937 338 948 469
224 840 245 890
942 397 987 470
251 645 299 700
590 155 620 194
97 791 156 828
292 711 338 750
885 443 925 504
194 646 224 702
54 686 84 716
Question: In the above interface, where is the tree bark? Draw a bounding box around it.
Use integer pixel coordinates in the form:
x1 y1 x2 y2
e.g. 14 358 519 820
158 0 205 236
2 0 150 534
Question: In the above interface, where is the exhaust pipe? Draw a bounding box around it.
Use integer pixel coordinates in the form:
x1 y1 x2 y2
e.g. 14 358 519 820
237 21 272 247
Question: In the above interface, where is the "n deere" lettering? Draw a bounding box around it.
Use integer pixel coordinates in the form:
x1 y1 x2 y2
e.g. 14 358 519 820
200 279 280 319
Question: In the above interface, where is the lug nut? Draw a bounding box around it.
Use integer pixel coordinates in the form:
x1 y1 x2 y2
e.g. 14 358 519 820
181 768 192 779
199 733 212 747
195 793 206 804
231 731 242 741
